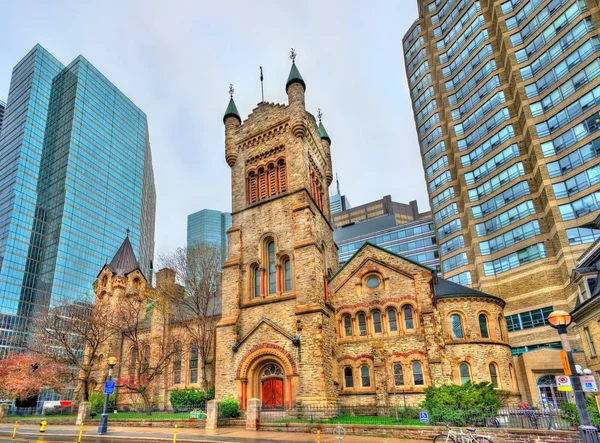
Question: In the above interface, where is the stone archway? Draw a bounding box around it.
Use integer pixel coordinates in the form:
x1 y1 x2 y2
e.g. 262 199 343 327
236 344 298 410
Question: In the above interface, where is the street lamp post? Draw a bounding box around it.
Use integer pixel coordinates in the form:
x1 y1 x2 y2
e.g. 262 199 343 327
97 357 117 435
548 310 599 443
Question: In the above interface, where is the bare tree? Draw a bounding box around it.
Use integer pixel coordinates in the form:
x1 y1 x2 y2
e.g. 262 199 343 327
111 293 175 414
28 296 116 402
158 243 222 393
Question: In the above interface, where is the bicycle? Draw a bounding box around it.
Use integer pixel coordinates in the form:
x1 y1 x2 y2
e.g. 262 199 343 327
433 424 493 442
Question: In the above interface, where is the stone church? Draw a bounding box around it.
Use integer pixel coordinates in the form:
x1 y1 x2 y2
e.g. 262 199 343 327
88 56 515 410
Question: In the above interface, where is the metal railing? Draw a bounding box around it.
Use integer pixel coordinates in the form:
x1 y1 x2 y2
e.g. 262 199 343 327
258 404 575 430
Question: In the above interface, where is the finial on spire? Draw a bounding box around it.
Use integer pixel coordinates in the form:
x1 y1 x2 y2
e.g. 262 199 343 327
229 84 234 98
260 67 264 103
126 228 130 237
290 48 297 63
317 108 323 123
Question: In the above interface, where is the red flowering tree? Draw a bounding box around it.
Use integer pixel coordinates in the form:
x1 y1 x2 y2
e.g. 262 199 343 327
0 353 71 401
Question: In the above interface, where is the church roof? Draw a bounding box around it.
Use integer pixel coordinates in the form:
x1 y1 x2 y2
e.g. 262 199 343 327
223 97 241 123
286 62 306 92
434 277 504 305
107 236 142 278
318 121 331 143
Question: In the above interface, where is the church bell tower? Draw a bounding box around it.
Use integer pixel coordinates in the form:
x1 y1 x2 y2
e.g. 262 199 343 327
215 50 338 408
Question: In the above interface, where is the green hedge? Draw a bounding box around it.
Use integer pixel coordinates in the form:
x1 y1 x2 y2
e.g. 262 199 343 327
169 387 215 407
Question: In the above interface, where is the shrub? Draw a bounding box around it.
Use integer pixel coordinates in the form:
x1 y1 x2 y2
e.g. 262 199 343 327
89 392 104 411
560 396 600 428
43 407 55 416
170 388 209 407
219 397 240 418
421 382 507 426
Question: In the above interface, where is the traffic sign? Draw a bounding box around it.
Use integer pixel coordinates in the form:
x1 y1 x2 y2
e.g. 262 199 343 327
560 350 572 375
419 411 429 423
556 375 573 391
104 380 115 395
582 375 598 392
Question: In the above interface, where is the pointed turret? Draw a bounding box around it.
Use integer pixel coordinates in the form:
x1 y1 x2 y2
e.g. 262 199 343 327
286 49 307 138
318 121 331 143
107 235 141 277
223 97 241 124
224 84 242 167
285 62 306 93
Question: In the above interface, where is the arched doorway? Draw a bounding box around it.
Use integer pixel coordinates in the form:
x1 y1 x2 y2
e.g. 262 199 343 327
260 363 284 409
537 374 570 408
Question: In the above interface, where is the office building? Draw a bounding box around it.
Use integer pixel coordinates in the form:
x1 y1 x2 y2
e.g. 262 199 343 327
334 196 440 273
329 174 351 215
187 209 232 263
0 100 5 135
332 194 423 228
403 0 600 352
0 45 156 356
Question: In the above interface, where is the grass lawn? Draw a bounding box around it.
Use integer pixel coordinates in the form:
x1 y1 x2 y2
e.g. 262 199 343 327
274 414 425 426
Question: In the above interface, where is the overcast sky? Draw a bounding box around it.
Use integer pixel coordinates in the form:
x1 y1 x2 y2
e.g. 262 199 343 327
0 0 427 257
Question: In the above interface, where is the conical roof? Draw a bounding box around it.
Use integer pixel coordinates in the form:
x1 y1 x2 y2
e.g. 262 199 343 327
108 236 141 277
286 62 306 92
223 97 241 124
318 121 331 143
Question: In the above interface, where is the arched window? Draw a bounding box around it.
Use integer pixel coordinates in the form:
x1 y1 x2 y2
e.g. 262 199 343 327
267 241 276 294
248 171 258 203
258 167 267 200
190 343 199 384
278 159 287 192
459 363 471 385
360 365 371 387
283 258 292 292
388 309 398 332
343 315 352 337
267 163 277 196
450 314 464 339
479 314 490 339
404 306 414 329
358 313 367 336
498 315 505 341
412 362 424 385
344 367 354 388
489 363 499 388
393 363 404 386
254 266 261 298
372 311 382 334
173 342 182 384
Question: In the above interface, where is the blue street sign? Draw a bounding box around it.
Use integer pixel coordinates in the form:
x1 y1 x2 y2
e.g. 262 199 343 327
104 381 115 395
419 411 429 423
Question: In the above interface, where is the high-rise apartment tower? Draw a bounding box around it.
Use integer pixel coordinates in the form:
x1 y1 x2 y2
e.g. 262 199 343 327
0 45 156 356
403 0 600 350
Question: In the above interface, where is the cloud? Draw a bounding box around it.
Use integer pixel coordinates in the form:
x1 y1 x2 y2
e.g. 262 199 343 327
0 0 426 258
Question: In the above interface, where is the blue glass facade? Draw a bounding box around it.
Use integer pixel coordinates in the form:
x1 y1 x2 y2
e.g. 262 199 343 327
0 100 5 135
0 45 156 356
187 209 232 263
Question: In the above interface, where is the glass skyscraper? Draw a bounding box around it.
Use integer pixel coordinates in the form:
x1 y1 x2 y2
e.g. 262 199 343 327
0 45 156 356
187 209 232 263
0 100 5 135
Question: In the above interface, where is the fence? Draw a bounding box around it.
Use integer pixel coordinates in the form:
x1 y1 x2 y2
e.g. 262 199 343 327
258 404 574 431
7 403 208 422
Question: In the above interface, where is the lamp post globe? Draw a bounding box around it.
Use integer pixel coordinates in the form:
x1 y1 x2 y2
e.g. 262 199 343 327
97 356 118 435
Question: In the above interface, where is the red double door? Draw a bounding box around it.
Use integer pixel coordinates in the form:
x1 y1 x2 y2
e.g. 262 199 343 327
261 378 284 408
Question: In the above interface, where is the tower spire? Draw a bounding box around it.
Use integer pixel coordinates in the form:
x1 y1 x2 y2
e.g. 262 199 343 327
223 83 241 124
286 48 305 92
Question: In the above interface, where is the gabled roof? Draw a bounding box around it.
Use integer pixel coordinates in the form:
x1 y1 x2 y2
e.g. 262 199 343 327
106 236 142 278
329 241 434 282
434 277 504 305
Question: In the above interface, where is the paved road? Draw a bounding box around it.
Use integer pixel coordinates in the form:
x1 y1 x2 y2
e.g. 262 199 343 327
0 424 424 443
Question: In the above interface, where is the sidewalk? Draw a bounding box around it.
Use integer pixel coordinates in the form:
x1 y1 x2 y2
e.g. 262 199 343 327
0 423 424 443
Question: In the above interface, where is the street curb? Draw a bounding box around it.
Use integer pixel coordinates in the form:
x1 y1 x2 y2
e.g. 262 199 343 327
0 431 234 443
